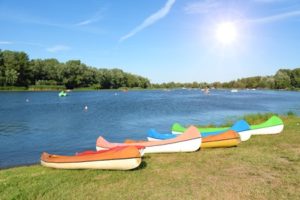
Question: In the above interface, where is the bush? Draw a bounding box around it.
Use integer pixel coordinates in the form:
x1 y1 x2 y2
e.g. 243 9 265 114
28 85 65 91
287 111 296 116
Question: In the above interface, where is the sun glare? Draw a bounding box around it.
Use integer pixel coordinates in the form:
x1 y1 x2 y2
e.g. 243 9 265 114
215 22 237 45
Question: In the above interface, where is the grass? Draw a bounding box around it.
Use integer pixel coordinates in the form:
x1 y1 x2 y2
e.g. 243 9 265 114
0 114 300 199
28 85 66 91
0 86 27 91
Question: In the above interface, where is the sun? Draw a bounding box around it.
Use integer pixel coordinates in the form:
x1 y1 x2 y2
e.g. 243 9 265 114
215 22 237 45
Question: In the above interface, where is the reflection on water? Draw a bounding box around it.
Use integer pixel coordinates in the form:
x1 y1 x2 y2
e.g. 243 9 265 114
0 89 299 168
0 123 29 136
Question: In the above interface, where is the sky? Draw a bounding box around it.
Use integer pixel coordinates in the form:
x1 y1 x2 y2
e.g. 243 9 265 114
1 0 300 83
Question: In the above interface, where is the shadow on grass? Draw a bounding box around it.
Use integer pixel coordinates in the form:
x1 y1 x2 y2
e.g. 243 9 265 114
134 161 147 170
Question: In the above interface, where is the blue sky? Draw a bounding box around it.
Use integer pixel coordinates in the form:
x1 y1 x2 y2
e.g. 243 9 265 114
1 0 300 83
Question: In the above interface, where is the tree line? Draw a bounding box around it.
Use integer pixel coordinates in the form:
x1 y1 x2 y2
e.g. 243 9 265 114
0 50 150 89
152 68 300 90
0 49 299 90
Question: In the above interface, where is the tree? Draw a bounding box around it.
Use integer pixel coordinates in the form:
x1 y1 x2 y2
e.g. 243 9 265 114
2 50 30 86
290 68 300 88
274 70 291 89
0 50 4 86
62 60 86 89
4 69 19 86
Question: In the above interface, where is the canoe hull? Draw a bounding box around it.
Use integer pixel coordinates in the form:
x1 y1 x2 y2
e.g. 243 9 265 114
41 157 142 170
148 137 239 148
237 131 251 141
149 130 240 148
201 138 239 148
249 124 284 135
172 116 283 135
147 137 163 141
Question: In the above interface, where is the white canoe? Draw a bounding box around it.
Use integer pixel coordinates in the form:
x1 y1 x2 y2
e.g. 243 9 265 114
41 146 142 170
96 126 202 154
41 157 142 170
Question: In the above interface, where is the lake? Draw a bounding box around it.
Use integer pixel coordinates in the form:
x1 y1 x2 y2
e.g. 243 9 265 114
0 89 299 168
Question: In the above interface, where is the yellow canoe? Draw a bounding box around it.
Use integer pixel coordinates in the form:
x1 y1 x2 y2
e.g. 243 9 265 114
201 130 241 148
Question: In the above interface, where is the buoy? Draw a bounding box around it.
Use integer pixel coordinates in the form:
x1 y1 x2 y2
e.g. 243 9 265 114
84 105 88 111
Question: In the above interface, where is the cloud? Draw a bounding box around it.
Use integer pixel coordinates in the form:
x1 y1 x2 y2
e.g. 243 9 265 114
46 45 70 53
184 1 300 24
75 8 104 26
0 41 13 45
184 0 220 14
0 7 104 35
246 10 300 23
120 0 176 42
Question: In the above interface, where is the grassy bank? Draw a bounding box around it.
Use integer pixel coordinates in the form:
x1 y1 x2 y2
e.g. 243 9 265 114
0 115 299 199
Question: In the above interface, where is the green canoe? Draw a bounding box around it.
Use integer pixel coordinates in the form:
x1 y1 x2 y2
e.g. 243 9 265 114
172 115 284 135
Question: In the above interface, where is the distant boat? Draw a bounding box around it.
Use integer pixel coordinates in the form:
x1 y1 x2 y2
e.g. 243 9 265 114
231 89 238 93
58 91 67 97
203 87 210 95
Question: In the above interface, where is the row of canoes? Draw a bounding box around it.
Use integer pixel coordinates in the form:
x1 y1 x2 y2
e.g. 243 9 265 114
148 115 284 142
41 115 284 170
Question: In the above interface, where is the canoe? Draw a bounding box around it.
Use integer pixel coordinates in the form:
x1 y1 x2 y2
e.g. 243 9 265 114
201 130 240 148
172 115 284 136
96 126 202 154
148 119 251 142
248 116 284 135
40 146 142 170
148 130 240 148
58 91 67 97
172 123 228 134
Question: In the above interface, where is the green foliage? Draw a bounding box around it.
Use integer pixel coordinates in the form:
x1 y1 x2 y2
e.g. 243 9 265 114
1 49 299 90
35 80 58 85
287 111 296 116
290 68 300 88
0 50 150 89
242 112 277 124
4 68 19 86
274 69 291 89
0 86 27 91
152 68 299 90
28 85 66 91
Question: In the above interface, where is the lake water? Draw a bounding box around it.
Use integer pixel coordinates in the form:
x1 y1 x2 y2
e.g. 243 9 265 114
0 89 299 168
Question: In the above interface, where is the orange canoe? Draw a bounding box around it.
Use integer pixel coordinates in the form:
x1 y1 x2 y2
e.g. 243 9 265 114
41 146 142 170
201 130 241 148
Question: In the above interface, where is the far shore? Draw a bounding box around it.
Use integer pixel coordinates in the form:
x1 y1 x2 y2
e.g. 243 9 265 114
0 86 299 92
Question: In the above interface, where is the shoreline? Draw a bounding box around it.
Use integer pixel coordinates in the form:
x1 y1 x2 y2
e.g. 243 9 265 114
1 114 297 170
0 162 38 170
1 114 299 199
0 87 299 92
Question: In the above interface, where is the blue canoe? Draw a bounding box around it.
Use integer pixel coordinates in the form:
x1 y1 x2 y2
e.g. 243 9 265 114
147 119 250 141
